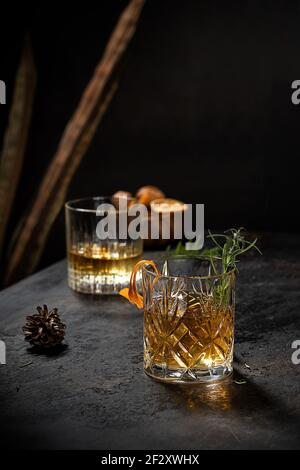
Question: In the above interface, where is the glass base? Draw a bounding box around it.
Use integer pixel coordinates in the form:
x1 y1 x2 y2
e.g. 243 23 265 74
144 363 233 384
68 269 131 294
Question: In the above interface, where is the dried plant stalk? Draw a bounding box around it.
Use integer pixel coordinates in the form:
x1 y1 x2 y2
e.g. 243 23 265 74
25 81 118 276
4 0 145 285
0 36 36 260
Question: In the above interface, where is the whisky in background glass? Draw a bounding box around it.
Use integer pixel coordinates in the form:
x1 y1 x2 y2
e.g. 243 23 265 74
65 197 143 294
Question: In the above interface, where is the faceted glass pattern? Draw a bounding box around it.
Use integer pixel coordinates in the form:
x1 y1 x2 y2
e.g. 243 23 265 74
142 257 235 383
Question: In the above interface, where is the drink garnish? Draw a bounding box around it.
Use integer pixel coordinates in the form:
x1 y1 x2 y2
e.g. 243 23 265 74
119 259 160 309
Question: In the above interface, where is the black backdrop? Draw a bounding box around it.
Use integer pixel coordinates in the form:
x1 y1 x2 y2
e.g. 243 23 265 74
0 0 299 270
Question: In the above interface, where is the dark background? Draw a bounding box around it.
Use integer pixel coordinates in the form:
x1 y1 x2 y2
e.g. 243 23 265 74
0 0 299 271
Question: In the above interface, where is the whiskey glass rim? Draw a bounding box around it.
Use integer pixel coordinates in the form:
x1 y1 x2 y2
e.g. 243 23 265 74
65 196 136 214
142 255 236 281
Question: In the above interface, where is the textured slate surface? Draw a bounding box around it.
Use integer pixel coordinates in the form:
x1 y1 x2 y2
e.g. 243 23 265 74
0 236 300 450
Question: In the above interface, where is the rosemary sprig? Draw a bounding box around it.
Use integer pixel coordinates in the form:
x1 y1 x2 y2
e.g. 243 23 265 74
170 228 261 273
207 228 262 274
169 228 261 305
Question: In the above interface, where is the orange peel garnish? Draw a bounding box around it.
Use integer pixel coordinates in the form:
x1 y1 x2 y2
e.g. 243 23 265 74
119 259 159 309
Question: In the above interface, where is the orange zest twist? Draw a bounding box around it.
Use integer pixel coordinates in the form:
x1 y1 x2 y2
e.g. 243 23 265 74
119 259 160 309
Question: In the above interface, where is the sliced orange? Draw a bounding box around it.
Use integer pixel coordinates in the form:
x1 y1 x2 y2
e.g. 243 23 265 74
119 259 159 309
150 198 187 213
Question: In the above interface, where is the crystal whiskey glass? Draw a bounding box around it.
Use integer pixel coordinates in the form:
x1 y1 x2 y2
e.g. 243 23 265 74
142 257 235 383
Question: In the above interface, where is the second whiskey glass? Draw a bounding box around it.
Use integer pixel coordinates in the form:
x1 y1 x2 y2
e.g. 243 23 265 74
65 197 143 294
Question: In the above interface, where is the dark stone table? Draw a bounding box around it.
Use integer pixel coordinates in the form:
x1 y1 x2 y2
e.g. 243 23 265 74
1 234 300 450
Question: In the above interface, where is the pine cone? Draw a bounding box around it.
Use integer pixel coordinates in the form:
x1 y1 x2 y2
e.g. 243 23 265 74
22 305 66 349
